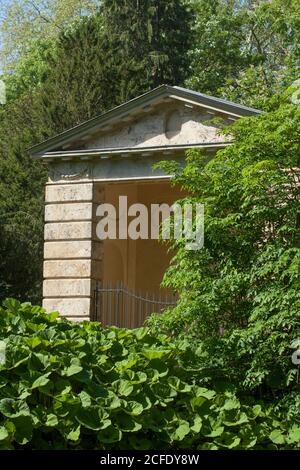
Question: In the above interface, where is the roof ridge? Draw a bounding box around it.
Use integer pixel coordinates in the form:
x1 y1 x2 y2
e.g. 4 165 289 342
172 85 262 113
29 85 261 157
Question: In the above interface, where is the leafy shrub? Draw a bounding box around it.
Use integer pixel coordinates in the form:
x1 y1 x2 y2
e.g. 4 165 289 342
0 299 299 450
149 95 300 400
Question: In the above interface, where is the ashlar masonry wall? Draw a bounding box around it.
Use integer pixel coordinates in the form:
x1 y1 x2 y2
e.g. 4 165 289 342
42 181 103 321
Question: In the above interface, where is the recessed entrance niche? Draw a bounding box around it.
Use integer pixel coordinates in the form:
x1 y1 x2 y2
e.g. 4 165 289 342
100 180 184 293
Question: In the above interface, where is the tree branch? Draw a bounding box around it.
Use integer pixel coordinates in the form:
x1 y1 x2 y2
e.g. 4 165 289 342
28 1 62 31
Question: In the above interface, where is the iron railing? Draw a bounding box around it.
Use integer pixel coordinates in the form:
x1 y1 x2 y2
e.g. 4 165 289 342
93 281 177 328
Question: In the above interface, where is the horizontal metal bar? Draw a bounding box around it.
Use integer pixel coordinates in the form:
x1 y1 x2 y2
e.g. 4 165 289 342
94 287 177 305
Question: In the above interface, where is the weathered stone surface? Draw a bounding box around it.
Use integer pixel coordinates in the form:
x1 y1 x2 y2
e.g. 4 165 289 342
44 241 92 259
44 240 103 260
45 183 93 203
46 153 188 183
43 298 91 317
89 103 228 150
45 203 93 222
44 260 92 278
48 161 90 184
43 279 91 297
44 221 92 240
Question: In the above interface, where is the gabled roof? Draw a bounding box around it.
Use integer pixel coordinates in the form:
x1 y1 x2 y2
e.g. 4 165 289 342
29 85 262 157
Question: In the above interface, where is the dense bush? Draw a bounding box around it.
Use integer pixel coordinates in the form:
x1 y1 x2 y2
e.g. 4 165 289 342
150 91 300 405
0 300 299 450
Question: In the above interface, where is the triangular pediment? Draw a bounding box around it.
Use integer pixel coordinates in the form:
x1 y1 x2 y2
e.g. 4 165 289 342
29 85 261 158
85 102 231 151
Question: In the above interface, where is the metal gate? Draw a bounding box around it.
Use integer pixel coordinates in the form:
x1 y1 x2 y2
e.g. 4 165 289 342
92 281 177 328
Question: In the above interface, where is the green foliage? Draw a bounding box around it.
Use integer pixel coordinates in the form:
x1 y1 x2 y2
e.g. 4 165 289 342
0 0 98 73
38 14 114 132
0 0 193 304
0 90 47 303
150 91 300 403
0 15 109 305
222 0 300 109
186 0 251 96
187 0 300 109
101 0 193 102
0 300 299 450
3 41 53 103
0 4 299 444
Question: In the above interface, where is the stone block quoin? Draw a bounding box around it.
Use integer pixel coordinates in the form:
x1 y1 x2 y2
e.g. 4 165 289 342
42 181 104 320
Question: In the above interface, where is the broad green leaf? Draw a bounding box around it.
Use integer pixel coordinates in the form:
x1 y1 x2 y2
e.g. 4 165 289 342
0 399 30 418
115 355 138 371
191 415 202 433
115 413 142 432
53 394 80 417
223 397 240 411
31 373 51 389
67 425 81 441
76 406 110 431
223 412 249 426
124 401 144 416
0 427 8 441
45 414 58 427
98 426 122 444
288 425 300 444
147 359 169 378
64 364 83 377
204 426 224 438
168 376 191 393
113 380 134 397
215 431 241 449
79 391 92 408
173 421 190 441
195 387 216 400
12 415 33 445
251 405 263 418
270 429 285 445
142 349 171 360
